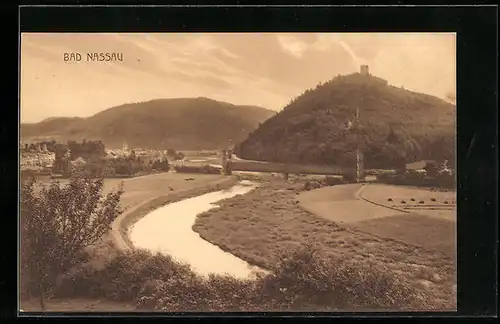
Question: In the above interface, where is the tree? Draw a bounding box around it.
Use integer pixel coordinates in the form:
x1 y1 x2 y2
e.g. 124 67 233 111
20 176 124 310
174 152 185 161
152 158 170 172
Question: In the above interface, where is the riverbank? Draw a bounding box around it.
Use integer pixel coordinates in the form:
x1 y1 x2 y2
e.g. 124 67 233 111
192 180 457 310
22 173 240 312
128 182 264 278
114 175 239 251
22 176 448 312
84 173 239 266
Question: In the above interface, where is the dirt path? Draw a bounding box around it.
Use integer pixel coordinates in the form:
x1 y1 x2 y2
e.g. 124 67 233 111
299 183 456 259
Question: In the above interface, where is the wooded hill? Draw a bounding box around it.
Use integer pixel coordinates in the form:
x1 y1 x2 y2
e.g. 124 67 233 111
235 73 456 169
21 97 276 150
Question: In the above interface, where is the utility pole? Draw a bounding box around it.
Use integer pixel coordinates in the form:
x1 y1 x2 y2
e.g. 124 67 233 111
355 105 360 182
355 100 364 182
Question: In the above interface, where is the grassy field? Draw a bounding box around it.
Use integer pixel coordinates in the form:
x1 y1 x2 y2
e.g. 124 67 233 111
361 183 456 221
353 213 456 257
298 184 402 224
192 180 457 310
297 184 456 257
37 172 228 211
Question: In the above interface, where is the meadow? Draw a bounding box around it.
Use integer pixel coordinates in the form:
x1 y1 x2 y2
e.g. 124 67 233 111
22 175 456 312
192 180 457 311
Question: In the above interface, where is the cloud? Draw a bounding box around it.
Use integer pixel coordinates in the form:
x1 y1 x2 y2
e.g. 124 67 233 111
277 35 308 58
20 33 456 123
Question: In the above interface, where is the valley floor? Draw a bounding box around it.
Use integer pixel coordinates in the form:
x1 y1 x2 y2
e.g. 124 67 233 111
22 176 457 312
192 180 457 311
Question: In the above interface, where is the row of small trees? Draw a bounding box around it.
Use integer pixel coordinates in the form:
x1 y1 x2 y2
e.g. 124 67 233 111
70 155 171 178
376 161 455 189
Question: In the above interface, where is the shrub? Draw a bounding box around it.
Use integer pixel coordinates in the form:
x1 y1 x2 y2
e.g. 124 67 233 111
137 274 209 311
303 181 323 191
54 249 196 303
262 243 422 311
364 169 380 176
54 245 426 311
323 176 346 186
54 262 105 298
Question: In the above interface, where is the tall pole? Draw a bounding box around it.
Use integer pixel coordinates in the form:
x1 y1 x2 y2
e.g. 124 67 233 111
355 105 360 182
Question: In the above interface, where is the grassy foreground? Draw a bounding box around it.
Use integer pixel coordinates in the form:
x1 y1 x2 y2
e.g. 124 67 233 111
46 244 427 312
192 180 457 311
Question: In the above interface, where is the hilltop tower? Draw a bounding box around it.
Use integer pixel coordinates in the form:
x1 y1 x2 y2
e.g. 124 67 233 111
360 64 369 76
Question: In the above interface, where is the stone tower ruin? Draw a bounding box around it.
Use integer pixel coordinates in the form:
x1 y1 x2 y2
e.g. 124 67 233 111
360 64 369 76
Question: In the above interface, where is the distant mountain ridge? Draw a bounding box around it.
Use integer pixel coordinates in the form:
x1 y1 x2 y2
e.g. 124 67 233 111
235 72 456 169
21 97 276 150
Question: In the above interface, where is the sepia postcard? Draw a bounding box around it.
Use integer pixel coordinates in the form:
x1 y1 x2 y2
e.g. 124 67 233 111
19 32 457 313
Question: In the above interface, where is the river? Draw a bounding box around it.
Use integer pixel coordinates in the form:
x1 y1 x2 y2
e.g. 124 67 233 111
128 181 265 279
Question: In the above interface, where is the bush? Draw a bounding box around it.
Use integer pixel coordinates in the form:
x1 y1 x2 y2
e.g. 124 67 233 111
364 169 380 176
323 176 346 186
54 250 196 303
303 181 323 191
261 243 421 311
54 244 425 311
54 262 105 298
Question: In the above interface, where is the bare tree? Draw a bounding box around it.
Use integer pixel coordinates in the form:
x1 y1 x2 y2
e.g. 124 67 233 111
20 176 124 310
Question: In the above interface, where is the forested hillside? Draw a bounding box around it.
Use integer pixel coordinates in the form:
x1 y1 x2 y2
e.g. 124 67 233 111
21 97 276 150
235 73 455 169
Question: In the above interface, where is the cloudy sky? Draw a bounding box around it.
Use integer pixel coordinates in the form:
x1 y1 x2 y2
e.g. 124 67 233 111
21 33 456 123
